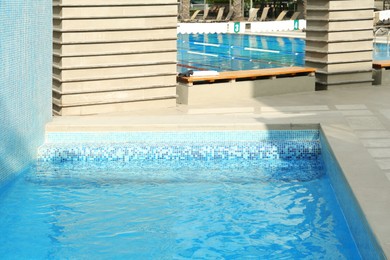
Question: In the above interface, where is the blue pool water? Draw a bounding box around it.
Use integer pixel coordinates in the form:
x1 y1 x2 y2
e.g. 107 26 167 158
0 130 367 259
177 33 389 73
177 34 305 73
1 160 359 259
374 42 390 61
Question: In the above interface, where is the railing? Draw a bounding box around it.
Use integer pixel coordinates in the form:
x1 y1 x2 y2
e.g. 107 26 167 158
374 26 390 48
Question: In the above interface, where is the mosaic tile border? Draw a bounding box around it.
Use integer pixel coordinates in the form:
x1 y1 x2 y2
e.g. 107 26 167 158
39 130 321 162
38 141 321 162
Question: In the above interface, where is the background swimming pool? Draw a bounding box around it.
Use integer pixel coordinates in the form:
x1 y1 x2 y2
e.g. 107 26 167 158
178 34 388 73
177 34 305 73
374 42 390 61
0 130 365 259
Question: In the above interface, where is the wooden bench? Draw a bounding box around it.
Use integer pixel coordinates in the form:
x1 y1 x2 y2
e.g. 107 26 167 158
178 67 316 85
177 66 316 105
373 60 390 85
373 60 390 70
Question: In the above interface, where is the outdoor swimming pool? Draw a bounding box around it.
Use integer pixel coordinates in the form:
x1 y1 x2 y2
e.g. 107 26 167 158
177 33 390 73
0 130 382 258
177 34 305 73
374 42 390 61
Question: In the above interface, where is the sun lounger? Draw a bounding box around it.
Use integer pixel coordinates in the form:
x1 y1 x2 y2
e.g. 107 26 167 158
248 8 259 22
182 10 201 22
275 10 288 21
205 7 225 22
290 12 301 20
259 7 270 21
224 9 234 22
199 8 210 21
213 7 225 22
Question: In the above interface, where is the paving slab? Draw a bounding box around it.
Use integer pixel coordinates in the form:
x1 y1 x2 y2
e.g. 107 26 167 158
368 148 390 158
340 110 373 116
355 131 390 139
362 139 390 148
346 116 386 130
335 104 368 110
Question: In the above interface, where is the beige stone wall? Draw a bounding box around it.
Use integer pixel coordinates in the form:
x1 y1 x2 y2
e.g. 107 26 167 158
305 0 374 89
53 0 178 115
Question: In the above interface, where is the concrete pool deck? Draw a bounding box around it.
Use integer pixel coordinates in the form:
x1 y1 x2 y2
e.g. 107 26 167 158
46 83 390 257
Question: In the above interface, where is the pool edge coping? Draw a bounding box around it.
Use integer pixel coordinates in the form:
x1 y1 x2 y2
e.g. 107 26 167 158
321 124 390 259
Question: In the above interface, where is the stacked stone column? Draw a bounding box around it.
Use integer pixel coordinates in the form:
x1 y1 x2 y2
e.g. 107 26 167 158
305 0 374 89
53 0 178 115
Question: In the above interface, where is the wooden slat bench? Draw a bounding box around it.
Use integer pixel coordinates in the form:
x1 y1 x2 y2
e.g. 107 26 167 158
178 67 316 85
373 60 390 70
177 66 317 105
373 60 390 85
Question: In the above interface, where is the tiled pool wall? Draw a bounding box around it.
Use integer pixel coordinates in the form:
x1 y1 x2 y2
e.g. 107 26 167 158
38 130 321 162
0 1 52 188
38 129 386 258
320 131 385 260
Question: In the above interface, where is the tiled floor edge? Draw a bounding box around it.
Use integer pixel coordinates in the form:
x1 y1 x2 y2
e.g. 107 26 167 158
45 124 319 144
44 122 320 136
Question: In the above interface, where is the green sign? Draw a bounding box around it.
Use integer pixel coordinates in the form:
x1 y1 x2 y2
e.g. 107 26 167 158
234 22 240 33
294 20 299 30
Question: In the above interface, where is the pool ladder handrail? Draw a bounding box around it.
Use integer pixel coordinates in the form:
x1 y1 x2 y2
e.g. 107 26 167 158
374 26 390 48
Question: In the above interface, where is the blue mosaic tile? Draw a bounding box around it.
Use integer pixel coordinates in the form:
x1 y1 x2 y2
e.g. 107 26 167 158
0 1 52 187
38 130 321 162
319 133 383 259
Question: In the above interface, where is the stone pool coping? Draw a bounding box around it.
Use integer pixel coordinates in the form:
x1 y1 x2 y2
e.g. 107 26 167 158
321 124 389 259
